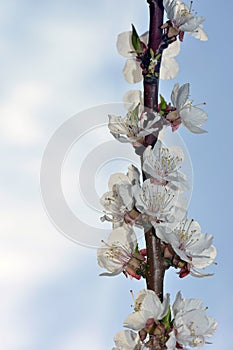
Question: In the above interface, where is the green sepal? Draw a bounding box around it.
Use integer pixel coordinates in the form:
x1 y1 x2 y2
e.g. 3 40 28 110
134 243 139 254
150 48 155 59
136 263 147 278
131 24 143 53
161 306 172 330
160 94 167 112
155 53 161 61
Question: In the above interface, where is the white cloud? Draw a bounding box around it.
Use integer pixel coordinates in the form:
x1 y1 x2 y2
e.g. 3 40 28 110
0 82 51 145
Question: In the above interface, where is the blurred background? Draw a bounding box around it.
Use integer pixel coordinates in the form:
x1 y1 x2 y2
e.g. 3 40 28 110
0 0 232 349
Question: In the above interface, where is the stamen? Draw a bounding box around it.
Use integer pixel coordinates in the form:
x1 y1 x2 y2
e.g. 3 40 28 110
189 1 193 13
130 289 135 305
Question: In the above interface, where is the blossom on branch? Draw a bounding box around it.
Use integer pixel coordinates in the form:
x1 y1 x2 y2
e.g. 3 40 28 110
170 291 218 349
157 218 217 277
142 140 189 191
97 225 146 280
163 0 208 41
166 83 208 133
132 179 186 231
116 290 217 349
117 30 180 83
124 289 170 331
100 165 140 227
108 104 161 146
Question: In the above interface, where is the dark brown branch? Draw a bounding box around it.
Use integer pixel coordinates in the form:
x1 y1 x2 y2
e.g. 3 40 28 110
144 0 164 112
145 230 166 301
147 0 164 52
143 0 166 301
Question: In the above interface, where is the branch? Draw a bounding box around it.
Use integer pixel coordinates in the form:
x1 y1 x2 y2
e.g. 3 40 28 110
144 0 164 112
143 0 166 301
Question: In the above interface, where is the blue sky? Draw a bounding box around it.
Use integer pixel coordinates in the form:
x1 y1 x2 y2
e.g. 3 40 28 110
1 0 232 349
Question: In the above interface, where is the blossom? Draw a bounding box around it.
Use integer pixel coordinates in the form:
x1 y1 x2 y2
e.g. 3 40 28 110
100 165 140 227
157 218 217 277
108 106 161 146
167 83 208 133
117 30 180 83
132 179 186 231
171 291 217 348
163 0 208 41
124 289 170 331
97 225 145 279
142 140 189 191
112 330 142 350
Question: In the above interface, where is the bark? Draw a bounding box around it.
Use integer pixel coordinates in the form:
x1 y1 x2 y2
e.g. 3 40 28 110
144 0 164 112
143 0 166 301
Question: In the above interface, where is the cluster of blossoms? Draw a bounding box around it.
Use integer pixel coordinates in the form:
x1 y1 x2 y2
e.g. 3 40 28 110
96 0 217 348
98 138 216 279
113 290 217 350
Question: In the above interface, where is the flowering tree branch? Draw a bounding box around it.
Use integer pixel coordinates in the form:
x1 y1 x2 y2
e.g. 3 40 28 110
96 0 217 348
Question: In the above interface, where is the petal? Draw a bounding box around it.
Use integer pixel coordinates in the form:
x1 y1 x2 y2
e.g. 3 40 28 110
160 57 179 80
123 59 143 84
189 24 208 41
191 245 217 268
180 106 208 133
127 165 141 184
123 90 143 110
179 16 205 32
116 31 133 57
172 291 183 316
163 40 180 58
108 114 128 135
124 311 148 331
114 330 140 349
108 226 137 250
163 0 177 21
108 173 130 189
171 83 179 106
176 83 190 110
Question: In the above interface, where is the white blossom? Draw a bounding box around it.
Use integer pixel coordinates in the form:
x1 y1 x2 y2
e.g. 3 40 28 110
167 83 208 133
108 108 161 145
117 30 180 83
100 165 140 227
112 330 142 350
97 225 140 278
157 218 217 277
171 291 217 348
163 0 208 41
124 289 170 331
142 140 189 191
132 179 186 230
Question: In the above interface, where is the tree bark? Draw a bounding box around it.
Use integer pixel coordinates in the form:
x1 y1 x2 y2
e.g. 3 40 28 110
144 0 166 301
